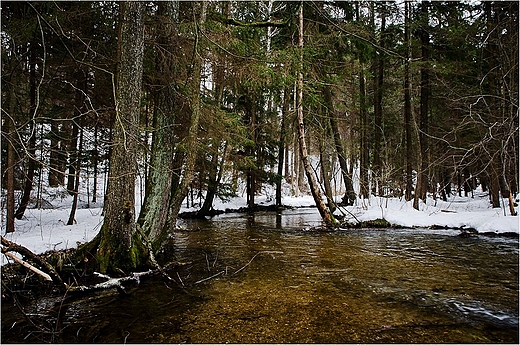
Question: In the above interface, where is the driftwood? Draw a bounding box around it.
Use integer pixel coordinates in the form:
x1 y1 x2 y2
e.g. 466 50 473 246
67 270 153 293
2 234 195 297
3 251 52 281
1 236 65 289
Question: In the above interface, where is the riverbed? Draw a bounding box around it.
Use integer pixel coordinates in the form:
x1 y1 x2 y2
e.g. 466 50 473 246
1 209 518 343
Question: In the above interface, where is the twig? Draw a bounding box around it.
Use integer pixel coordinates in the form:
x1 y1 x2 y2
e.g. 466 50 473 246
135 224 175 282
336 205 361 224
205 252 210 272
233 251 283 275
176 272 185 288
193 270 224 285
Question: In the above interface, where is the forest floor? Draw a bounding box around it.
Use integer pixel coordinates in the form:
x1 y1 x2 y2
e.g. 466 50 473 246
1 186 518 265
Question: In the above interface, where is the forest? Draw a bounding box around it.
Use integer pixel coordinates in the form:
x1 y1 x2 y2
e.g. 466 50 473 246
2 0 518 276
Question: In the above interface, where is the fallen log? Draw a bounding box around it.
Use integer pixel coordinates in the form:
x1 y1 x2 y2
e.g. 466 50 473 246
1 236 65 289
3 251 52 281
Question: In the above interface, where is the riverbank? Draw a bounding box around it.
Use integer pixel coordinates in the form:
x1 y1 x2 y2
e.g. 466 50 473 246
1 187 518 262
2 208 518 343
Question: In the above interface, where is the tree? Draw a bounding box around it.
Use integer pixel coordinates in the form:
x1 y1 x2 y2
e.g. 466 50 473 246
297 2 336 226
404 0 414 202
413 1 430 210
371 2 387 196
355 2 371 201
95 1 146 273
275 87 290 208
137 1 178 248
4 84 16 233
165 1 206 229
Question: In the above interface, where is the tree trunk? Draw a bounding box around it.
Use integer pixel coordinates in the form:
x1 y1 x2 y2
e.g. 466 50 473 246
5 83 17 233
67 128 83 225
48 122 65 187
372 3 386 196
275 88 289 207
297 2 336 227
96 1 145 274
359 63 369 200
326 86 356 206
199 142 227 216
166 1 205 230
92 125 99 203
66 121 80 195
138 92 175 244
199 51 227 216
15 38 38 220
413 1 430 210
292 132 300 196
137 1 177 246
245 93 258 210
319 140 336 213
489 161 501 208
404 0 413 202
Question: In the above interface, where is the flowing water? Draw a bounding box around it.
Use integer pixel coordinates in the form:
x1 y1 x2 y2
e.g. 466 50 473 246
2 209 518 343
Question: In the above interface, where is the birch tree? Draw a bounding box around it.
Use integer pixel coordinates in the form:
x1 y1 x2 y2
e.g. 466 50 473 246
296 2 336 226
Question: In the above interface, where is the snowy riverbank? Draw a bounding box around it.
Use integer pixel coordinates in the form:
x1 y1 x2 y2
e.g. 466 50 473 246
2 187 518 263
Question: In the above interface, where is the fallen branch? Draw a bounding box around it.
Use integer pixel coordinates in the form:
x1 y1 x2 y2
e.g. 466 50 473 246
337 205 361 224
3 251 52 281
191 251 284 285
233 251 284 275
67 270 153 293
1 236 65 289
193 270 225 285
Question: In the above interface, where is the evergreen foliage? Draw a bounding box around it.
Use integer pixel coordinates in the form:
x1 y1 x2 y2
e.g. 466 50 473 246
2 1 518 271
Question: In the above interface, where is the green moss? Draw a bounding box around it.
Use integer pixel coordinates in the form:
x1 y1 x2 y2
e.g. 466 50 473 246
129 231 148 269
343 218 394 229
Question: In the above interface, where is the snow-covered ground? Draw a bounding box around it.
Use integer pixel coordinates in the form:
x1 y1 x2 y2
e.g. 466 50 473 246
2 182 518 265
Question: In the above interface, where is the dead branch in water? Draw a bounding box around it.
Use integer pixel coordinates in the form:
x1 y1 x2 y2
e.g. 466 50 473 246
66 270 153 294
3 251 52 281
1 236 65 289
233 251 284 275
194 270 225 285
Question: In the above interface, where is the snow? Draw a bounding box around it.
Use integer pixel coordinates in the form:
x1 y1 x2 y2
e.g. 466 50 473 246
1 184 518 265
351 194 519 234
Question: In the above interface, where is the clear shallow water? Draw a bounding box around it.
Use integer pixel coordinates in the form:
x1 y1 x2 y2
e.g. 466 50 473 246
2 209 518 343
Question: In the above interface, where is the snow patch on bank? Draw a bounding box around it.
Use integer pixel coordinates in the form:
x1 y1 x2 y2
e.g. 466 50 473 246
1 185 518 264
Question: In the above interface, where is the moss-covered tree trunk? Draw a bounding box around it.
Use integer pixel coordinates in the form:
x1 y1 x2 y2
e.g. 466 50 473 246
96 1 145 273
137 1 177 248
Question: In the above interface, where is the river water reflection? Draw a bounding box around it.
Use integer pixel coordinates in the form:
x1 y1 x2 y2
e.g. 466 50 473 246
2 209 519 343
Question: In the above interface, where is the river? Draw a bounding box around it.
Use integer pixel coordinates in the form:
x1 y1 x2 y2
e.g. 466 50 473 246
1 208 518 343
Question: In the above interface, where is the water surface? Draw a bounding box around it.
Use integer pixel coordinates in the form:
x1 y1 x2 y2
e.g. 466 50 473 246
2 209 518 343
